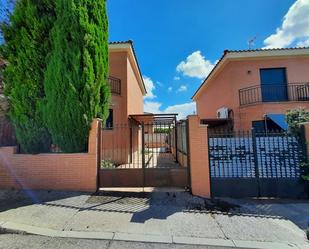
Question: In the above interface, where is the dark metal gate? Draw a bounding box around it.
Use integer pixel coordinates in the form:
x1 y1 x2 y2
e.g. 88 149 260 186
98 114 190 189
208 130 307 198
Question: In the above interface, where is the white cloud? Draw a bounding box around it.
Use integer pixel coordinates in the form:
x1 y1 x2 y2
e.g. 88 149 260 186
297 38 309 47
176 85 188 93
144 101 196 120
176 51 215 79
156 81 163 87
165 102 196 120
168 86 173 92
144 101 162 114
143 75 156 99
263 0 309 48
173 76 180 81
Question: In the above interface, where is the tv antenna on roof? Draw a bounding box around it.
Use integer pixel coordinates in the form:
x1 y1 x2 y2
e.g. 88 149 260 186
248 36 257 50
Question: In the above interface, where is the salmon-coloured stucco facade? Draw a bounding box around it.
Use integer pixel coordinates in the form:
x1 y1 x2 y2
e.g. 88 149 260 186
108 41 146 124
193 48 309 130
101 41 146 164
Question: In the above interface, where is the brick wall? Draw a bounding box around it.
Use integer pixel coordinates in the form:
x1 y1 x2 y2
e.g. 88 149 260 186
187 115 211 198
0 119 100 192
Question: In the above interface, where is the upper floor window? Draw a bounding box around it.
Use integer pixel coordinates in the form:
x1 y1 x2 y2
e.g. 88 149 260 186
260 68 288 102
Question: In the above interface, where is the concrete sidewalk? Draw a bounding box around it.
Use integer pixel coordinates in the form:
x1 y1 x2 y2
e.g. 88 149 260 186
0 190 308 249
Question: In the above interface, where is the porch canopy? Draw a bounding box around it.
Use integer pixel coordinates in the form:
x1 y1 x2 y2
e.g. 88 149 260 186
265 113 288 131
129 113 178 125
200 118 231 127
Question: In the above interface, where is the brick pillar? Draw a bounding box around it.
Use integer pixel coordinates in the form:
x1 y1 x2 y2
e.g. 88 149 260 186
187 115 211 198
88 119 101 191
88 119 100 155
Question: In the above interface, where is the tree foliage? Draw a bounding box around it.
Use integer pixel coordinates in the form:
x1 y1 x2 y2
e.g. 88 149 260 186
0 0 55 153
43 0 110 152
286 108 309 181
286 108 309 136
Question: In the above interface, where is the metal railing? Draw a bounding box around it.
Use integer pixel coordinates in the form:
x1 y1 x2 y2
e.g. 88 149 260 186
239 83 309 106
108 76 121 95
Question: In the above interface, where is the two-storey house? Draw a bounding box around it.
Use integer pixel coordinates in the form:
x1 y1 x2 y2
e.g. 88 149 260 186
192 47 309 131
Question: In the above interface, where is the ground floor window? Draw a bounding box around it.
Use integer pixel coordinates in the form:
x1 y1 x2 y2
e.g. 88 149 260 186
252 119 284 133
104 109 113 129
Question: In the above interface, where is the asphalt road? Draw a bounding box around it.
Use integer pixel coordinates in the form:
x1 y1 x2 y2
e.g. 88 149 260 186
0 234 242 249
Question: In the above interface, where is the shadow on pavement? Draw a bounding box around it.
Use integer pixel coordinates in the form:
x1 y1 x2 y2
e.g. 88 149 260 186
0 190 83 212
1 189 309 230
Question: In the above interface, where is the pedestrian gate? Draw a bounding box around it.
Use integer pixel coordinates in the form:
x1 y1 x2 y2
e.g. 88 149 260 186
98 114 190 189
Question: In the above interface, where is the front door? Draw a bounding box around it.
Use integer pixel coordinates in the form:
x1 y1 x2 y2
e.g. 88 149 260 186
260 68 288 102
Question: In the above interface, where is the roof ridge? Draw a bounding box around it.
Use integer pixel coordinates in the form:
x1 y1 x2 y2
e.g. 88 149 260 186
225 46 309 53
109 40 133 44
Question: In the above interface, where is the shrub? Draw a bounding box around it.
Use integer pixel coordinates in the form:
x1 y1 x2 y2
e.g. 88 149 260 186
0 0 55 153
43 0 110 152
286 108 309 136
286 108 309 181
154 128 171 133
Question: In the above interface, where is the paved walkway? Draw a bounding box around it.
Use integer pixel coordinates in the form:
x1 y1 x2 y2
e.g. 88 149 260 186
0 190 308 249
223 198 309 231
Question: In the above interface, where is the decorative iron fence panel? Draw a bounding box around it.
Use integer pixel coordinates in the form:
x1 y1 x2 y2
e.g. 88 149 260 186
208 130 306 198
209 131 255 178
255 133 302 178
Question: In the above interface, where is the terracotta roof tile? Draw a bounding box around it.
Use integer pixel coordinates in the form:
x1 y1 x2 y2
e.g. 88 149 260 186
224 46 309 54
109 40 133 45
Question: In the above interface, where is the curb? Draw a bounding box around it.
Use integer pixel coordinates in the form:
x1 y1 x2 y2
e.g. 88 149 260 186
0 221 308 249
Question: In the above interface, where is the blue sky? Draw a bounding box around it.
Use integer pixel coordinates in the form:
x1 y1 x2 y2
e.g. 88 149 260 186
108 0 309 118
1 0 309 119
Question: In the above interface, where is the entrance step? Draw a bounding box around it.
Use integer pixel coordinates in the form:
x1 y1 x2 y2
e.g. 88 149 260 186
99 187 188 193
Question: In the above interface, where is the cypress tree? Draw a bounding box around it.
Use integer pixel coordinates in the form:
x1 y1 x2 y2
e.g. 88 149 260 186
44 0 110 152
0 0 55 153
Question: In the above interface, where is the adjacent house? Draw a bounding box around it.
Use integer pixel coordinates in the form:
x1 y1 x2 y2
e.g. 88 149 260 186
107 40 146 126
102 40 146 164
192 47 309 131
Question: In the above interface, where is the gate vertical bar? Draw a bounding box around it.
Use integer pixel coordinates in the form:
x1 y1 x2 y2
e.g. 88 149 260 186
141 122 146 188
96 119 102 192
174 117 178 163
129 122 133 164
186 119 192 191
251 128 261 197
